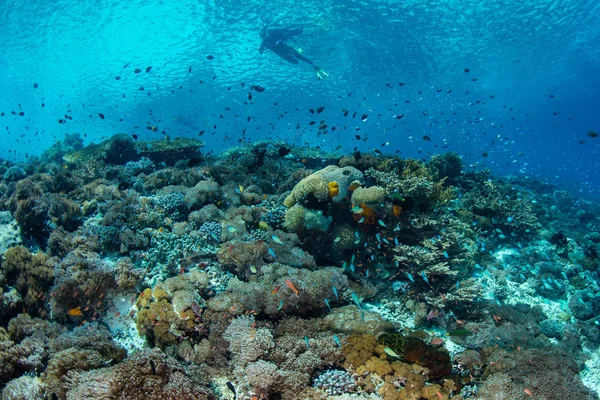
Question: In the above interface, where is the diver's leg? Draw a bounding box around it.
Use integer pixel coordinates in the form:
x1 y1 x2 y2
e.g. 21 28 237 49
294 52 319 69
275 50 300 64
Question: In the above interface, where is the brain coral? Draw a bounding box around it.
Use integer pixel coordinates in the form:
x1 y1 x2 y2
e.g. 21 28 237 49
284 165 364 207
351 186 387 206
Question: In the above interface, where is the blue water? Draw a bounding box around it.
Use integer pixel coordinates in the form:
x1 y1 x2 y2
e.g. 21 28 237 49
1 0 600 196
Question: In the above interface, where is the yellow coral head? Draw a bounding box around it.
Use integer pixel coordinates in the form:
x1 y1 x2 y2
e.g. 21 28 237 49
328 181 340 198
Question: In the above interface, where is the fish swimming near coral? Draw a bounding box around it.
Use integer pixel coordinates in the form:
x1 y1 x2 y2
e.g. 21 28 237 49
226 381 237 399
285 279 299 295
446 328 474 337
67 307 83 317
383 347 402 359
271 235 284 245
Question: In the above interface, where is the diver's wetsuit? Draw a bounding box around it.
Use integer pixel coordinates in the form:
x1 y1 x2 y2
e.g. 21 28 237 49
258 27 320 71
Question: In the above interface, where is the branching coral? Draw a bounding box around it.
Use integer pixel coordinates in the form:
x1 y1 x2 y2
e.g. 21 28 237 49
459 179 538 235
366 160 454 213
393 217 481 309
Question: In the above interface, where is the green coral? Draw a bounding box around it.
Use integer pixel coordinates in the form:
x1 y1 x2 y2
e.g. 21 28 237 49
350 185 387 206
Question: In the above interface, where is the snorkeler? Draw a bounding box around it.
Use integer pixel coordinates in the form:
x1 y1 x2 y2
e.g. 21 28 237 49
258 26 327 79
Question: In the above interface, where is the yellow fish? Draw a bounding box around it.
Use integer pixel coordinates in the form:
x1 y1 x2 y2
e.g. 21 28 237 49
238 185 244 193
383 347 401 359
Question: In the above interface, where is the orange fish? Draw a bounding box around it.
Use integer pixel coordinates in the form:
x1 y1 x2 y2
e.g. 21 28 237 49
271 286 280 295
67 307 83 317
285 279 299 295
524 389 533 396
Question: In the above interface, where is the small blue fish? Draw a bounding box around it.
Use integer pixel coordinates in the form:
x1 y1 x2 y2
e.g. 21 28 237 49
443 251 449 259
383 237 390 245
351 291 362 308
351 206 364 214
304 336 310 349
355 231 360 238
561 272 568 280
394 238 399 246
406 272 414 283
507 216 514 222
332 286 339 301
324 298 331 311
210 233 219 241
333 236 341 243
268 248 277 258
227 226 238 233
350 264 355 274
272 235 284 245
378 220 387 227
333 335 341 347
366 269 370 279
358 217 365 223
456 280 460 290
376 233 381 242
278 299 283 310
421 271 429 285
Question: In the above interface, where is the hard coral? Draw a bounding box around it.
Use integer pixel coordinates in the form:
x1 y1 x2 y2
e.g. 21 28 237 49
64 348 214 399
184 180 223 210
218 239 268 275
351 186 387 206
284 165 363 207
207 263 348 316
50 250 115 321
1 246 54 317
135 285 204 348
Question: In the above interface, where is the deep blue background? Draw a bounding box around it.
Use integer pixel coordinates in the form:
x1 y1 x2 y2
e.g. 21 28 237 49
1 0 599 197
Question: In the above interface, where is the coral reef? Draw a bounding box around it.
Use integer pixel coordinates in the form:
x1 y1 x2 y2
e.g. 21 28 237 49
1 140 600 399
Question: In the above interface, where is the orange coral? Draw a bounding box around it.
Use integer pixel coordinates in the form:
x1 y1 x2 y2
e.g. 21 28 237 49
353 203 378 225
328 181 340 198
393 204 403 218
